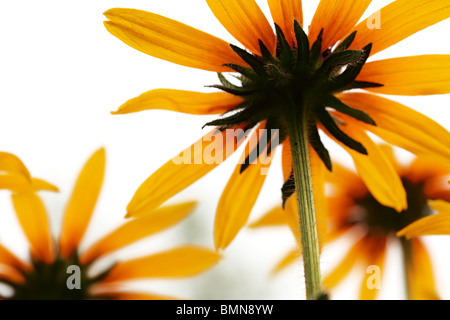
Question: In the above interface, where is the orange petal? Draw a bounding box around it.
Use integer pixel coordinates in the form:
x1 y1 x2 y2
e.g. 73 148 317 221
324 115 407 212
59 148 105 259
80 202 196 265
126 126 247 218
0 265 25 285
271 248 299 276
101 246 221 283
359 237 386 300
357 55 450 96
405 157 450 185
429 199 450 214
11 192 55 264
112 89 243 115
309 0 372 51
104 8 243 72
338 92 450 166
206 0 276 55
248 206 288 228
351 0 450 56
267 0 303 46
323 237 366 289
214 126 274 250
406 239 439 300
0 244 30 271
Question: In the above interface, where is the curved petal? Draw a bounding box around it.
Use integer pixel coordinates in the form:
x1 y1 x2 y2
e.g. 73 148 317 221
101 247 221 283
126 126 247 218
112 89 243 115
0 265 25 285
0 175 58 193
104 8 243 72
405 157 450 185
397 207 450 238
214 125 274 250
323 237 366 289
59 148 105 259
309 0 372 51
248 206 288 228
323 115 407 212
351 0 450 56
406 239 439 300
267 0 303 46
11 192 55 264
0 152 31 181
338 92 450 166
80 202 196 265
206 0 276 54
271 248 299 276
357 55 450 96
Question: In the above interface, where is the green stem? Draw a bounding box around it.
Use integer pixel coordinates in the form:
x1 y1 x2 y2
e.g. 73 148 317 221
400 237 413 300
286 106 323 300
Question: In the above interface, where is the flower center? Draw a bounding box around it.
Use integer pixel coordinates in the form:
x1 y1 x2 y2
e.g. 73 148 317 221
5 254 113 300
352 178 432 236
205 22 381 173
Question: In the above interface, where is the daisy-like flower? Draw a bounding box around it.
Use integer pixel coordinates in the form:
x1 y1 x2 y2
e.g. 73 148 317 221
104 0 450 298
0 148 220 300
251 147 450 299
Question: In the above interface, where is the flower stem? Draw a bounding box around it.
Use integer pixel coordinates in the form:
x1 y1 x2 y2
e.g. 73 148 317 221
286 106 323 300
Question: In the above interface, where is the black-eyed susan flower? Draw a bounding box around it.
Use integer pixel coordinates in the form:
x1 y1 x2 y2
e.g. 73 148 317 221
104 0 450 299
252 147 450 299
0 148 220 300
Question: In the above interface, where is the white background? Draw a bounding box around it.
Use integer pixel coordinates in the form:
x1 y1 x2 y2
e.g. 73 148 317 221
0 0 449 299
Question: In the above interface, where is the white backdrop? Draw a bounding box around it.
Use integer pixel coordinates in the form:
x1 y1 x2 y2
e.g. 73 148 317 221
0 0 449 299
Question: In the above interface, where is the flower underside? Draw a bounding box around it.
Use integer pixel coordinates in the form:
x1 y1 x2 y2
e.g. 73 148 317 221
2 254 113 300
203 21 381 202
353 178 431 236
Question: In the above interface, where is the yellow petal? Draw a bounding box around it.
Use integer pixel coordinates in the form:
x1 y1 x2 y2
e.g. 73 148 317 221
323 237 366 289
397 210 450 239
405 157 450 185
271 248 299 276
126 126 247 218
80 202 196 265
104 8 243 72
351 0 450 56
112 89 243 115
0 244 30 271
429 200 450 214
309 0 372 51
101 247 221 283
324 115 407 212
359 237 386 300
59 148 105 259
11 192 55 264
0 175 58 193
338 92 450 166
357 55 450 95
206 0 276 54
248 206 288 228
0 152 31 181
214 126 274 250
406 239 439 300
267 0 303 46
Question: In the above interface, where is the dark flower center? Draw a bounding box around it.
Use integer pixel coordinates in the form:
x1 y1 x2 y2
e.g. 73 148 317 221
352 178 432 237
2 254 114 300
205 21 381 177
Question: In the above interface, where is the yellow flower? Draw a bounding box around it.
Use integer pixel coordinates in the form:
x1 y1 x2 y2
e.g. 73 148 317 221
0 149 220 300
252 147 450 300
104 0 450 250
